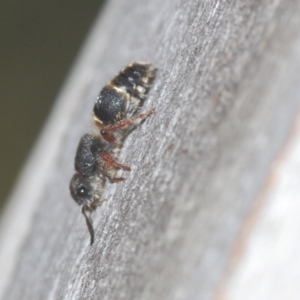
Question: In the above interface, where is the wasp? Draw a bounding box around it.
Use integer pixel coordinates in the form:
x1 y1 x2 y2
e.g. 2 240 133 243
69 62 156 245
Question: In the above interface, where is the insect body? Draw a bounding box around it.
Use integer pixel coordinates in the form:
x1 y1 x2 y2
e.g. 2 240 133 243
93 62 156 144
69 62 156 245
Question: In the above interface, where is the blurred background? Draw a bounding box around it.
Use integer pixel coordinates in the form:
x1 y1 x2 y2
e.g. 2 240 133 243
0 1 106 209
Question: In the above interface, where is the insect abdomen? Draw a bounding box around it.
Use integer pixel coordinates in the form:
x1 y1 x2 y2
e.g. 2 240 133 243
94 87 126 125
93 62 155 126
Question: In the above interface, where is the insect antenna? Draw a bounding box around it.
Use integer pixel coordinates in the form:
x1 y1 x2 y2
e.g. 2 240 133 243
81 206 95 245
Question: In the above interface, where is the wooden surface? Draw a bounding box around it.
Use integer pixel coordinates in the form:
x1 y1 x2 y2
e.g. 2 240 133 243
1 0 300 299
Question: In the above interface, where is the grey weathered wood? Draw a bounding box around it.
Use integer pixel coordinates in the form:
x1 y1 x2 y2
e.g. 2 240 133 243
1 0 300 299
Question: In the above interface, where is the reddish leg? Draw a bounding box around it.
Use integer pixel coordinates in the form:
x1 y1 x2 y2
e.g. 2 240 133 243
99 163 125 182
100 107 155 143
99 152 131 171
107 175 125 183
101 130 117 145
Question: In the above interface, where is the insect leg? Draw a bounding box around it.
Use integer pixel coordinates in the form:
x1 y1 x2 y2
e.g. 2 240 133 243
100 107 155 142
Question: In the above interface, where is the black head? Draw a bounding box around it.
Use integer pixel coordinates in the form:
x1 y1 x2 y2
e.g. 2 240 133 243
69 173 93 206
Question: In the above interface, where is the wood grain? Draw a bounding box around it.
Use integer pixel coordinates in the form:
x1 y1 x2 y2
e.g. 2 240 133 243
1 0 300 299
